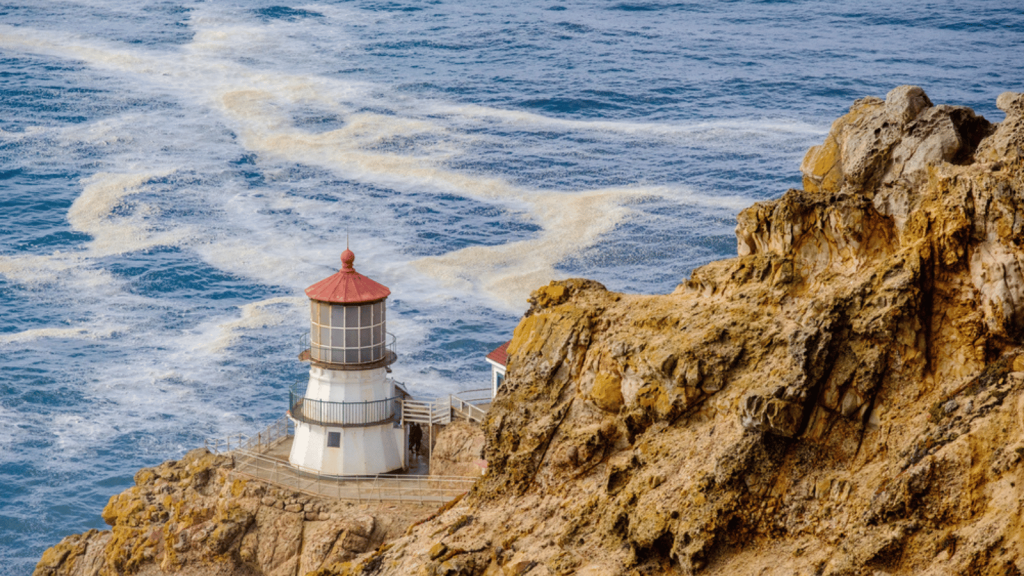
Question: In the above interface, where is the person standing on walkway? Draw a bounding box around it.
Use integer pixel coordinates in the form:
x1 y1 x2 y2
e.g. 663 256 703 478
409 423 423 458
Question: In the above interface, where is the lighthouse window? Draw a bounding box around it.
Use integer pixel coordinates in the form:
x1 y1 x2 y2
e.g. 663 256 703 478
327 431 341 448
310 300 388 364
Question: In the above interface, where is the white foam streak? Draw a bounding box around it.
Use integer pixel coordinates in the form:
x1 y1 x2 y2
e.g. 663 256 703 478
0 253 116 288
412 189 640 308
430 102 828 139
203 297 306 353
70 172 192 257
0 325 122 345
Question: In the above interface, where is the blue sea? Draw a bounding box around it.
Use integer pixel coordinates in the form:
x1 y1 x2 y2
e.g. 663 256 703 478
0 0 1021 572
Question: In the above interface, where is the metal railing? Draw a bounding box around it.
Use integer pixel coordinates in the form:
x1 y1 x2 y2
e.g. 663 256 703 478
401 398 452 426
289 382 400 427
450 395 488 423
399 389 493 426
206 416 293 454
453 387 493 405
298 332 397 368
231 449 477 504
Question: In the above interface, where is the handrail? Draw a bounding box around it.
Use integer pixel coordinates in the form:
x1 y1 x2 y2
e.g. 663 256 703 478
205 416 294 455
453 388 493 405
450 395 488 423
289 382 400 428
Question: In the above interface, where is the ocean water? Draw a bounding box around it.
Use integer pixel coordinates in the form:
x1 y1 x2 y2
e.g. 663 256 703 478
0 0 1021 572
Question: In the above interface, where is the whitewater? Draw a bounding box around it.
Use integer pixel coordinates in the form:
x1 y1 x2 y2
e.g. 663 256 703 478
1 0 1021 572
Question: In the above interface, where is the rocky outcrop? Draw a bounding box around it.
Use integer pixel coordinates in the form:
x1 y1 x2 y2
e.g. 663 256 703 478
33 449 431 576
36 87 1024 576
430 421 487 479
335 88 1024 576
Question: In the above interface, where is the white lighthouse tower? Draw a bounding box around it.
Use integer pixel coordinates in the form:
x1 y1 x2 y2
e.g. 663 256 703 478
288 248 405 476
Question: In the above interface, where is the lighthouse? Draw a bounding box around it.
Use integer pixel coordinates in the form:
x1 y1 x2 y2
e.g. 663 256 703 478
288 248 405 476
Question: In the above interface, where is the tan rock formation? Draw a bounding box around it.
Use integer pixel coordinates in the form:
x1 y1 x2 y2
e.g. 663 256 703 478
430 421 487 478
338 88 1024 576
36 87 1024 576
33 449 432 576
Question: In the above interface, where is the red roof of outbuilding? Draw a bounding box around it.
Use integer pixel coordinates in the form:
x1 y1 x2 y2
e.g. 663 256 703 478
305 249 391 304
486 340 511 367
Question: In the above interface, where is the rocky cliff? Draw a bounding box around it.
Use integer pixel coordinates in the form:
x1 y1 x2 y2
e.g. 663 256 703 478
33 449 433 576
37 87 1024 576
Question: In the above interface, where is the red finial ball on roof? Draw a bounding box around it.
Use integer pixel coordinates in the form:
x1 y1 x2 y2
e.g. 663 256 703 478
305 247 391 304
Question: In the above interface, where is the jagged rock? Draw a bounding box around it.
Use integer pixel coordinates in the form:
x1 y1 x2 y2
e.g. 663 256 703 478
430 421 486 478
34 449 432 576
350 88 1024 576
36 87 1024 576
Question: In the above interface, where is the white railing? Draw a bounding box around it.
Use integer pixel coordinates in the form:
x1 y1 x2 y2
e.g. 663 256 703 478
231 449 477 504
399 389 492 426
401 398 451 426
450 395 488 423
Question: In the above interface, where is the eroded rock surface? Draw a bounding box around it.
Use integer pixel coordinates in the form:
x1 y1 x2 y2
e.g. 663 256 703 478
344 88 1024 576
37 87 1024 576
430 421 487 479
33 449 431 576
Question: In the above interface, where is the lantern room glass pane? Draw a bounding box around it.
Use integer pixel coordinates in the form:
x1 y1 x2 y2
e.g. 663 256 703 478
332 329 345 348
331 305 345 328
331 348 345 364
346 349 359 363
319 327 330 346
345 307 359 328
310 302 317 323
345 330 358 348
360 305 371 325
372 325 381 342
319 303 330 325
360 328 371 347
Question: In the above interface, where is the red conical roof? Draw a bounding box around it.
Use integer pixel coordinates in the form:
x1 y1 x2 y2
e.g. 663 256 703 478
305 249 391 304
